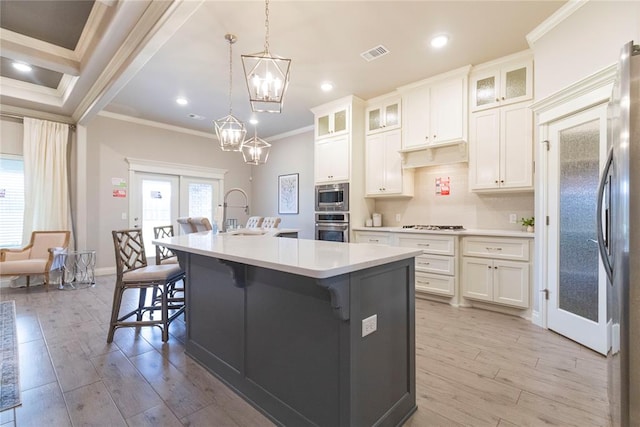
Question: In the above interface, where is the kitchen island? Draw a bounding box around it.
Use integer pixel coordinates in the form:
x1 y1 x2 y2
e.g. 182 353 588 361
154 232 421 427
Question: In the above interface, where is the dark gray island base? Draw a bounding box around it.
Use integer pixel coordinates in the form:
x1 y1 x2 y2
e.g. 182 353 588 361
177 251 416 427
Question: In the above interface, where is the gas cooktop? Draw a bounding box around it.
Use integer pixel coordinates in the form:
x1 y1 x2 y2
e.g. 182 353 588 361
402 225 465 231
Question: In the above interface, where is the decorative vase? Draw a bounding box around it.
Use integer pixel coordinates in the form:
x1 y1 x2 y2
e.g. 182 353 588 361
527 225 534 233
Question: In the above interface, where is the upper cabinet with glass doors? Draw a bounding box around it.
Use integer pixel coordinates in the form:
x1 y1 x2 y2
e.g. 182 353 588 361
366 96 401 135
470 52 533 112
315 104 349 139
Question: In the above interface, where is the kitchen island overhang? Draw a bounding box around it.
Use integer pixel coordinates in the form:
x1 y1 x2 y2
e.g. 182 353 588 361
155 232 422 427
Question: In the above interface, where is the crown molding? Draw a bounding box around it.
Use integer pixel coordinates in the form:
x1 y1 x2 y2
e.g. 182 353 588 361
526 0 589 47
265 125 314 143
0 104 75 125
97 110 216 140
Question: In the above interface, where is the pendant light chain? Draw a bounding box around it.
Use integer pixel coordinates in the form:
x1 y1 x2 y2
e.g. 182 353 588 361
228 35 234 114
264 0 270 53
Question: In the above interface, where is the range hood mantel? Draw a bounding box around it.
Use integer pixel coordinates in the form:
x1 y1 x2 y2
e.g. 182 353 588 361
398 140 468 169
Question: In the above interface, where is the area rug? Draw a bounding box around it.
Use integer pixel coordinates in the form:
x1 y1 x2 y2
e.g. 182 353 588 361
0 300 20 411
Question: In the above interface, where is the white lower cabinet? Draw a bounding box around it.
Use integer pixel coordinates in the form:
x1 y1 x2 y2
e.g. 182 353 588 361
397 234 456 297
461 236 530 308
353 231 391 245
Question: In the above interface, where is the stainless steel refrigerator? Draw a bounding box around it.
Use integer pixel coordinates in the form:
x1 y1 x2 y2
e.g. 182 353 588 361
598 40 640 426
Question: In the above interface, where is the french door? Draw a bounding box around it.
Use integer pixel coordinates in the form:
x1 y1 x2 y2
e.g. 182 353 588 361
130 173 221 260
546 104 608 354
131 173 180 256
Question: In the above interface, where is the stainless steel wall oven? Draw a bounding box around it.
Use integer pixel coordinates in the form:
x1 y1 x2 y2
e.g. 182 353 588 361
315 213 349 243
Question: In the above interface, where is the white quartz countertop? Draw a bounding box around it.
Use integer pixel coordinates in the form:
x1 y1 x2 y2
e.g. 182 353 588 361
352 226 534 238
154 232 422 279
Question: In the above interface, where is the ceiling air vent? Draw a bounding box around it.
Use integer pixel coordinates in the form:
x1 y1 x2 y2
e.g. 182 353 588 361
360 45 389 62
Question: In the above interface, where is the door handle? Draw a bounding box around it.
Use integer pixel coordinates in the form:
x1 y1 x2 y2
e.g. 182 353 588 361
596 147 614 283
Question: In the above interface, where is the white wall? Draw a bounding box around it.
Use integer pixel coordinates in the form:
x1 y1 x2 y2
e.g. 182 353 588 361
374 163 534 230
86 115 254 268
250 130 315 240
532 1 640 100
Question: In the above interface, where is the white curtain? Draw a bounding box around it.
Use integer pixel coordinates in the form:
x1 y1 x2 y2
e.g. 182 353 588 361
22 118 72 242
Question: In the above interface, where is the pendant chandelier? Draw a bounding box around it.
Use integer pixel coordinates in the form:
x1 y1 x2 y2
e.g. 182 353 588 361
241 126 271 165
215 34 247 151
241 0 291 113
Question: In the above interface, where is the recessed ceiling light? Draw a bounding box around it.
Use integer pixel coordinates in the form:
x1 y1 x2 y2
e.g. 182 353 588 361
249 118 259 125
430 35 449 49
176 97 188 106
12 62 32 72
321 82 334 92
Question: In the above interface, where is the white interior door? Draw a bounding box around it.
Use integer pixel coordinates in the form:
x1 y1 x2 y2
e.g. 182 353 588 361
546 104 608 354
131 173 180 258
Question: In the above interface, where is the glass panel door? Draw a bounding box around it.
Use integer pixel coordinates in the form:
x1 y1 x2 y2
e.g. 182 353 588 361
546 103 608 354
504 67 527 100
558 119 600 321
132 173 179 257
180 177 221 232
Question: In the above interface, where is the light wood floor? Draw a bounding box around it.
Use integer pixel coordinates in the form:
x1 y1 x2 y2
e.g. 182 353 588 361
0 276 610 426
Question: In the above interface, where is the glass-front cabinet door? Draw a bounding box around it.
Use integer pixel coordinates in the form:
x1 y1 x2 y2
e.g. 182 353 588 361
366 98 401 134
471 58 532 112
315 106 349 139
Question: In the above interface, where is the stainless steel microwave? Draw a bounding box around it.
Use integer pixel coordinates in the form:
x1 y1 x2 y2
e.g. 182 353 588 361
315 183 349 211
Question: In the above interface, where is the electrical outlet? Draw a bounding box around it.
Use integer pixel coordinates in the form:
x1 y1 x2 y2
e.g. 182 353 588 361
509 213 517 224
362 314 377 337
395 213 401 222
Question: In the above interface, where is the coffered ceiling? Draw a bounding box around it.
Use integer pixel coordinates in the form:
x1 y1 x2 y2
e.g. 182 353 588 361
0 1 566 138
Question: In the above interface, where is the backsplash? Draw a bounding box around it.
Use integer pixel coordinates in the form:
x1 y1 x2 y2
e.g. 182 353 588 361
372 163 534 230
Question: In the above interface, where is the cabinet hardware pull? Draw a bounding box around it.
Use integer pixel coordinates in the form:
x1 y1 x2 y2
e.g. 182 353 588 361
425 136 429 140
417 243 430 247
495 98 500 102
500 180 504 184
418 262 430 265
486 247 502 251
494 266 498 269
495 180 499 184
417 280 430 285
370 239 379 242
501 96 505 100
487 265 492 269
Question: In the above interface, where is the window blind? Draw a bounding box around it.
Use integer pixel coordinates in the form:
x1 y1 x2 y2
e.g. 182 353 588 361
0 156 25 247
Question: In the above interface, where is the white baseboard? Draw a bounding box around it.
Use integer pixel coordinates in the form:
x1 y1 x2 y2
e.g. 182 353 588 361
531 309 543 327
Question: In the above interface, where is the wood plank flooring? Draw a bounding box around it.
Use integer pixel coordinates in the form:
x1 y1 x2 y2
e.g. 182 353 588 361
0 276 610 426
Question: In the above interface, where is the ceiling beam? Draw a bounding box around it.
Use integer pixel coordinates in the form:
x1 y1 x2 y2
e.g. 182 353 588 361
0 29 80 76
74 0 205 126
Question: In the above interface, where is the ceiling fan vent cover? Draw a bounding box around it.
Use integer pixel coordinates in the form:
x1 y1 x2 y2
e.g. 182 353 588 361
360 45 389 62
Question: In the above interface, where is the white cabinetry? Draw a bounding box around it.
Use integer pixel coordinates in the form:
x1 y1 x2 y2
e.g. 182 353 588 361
461 236 530 308
470 56 532 112
365 129 413 197
354 231 392 245
315 105 349 139
396 234 457 297
315 135 349 183
366 98 401 134
469 101 533 191
401 69 469 149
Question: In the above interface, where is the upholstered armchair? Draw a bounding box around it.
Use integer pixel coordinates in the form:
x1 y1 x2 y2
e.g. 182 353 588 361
0 230 70 289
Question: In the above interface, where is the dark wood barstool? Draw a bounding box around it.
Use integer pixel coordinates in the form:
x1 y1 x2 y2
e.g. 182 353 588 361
107 229 185 342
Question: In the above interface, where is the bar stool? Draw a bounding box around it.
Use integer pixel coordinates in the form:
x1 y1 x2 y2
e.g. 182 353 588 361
153 225 183 301
245 216 264 228
262 217 281 229
177 217 194 234
188 217 213 232
108 229 185 342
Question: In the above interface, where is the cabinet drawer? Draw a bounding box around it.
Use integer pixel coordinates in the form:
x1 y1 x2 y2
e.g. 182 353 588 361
415 272 454 296
462 237 529 261
397 234 455 256
415 254 454 276
354 232 391 245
